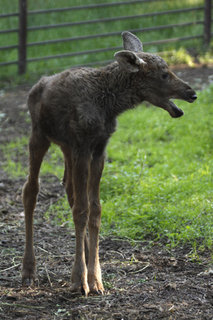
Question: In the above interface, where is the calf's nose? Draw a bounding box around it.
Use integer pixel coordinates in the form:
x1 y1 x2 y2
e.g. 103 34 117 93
186 88 197 103
191 94 197 101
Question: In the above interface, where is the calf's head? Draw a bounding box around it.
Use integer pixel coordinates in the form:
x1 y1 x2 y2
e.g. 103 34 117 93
115 31 197 117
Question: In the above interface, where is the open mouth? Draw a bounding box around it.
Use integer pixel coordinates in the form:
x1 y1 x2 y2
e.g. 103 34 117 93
154 93 197 118
164 93 197 118
164 100 184 118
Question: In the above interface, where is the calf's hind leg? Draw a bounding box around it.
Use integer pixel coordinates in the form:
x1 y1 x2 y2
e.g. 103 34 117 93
22 133 50 285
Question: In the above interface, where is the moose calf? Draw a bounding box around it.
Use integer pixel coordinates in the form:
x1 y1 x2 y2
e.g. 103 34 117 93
22 31 197 295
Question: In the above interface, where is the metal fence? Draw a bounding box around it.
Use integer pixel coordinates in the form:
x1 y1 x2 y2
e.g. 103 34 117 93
0 0 212 74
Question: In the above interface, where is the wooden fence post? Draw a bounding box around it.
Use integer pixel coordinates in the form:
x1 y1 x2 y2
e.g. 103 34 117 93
204 0 212 47
18 0 27 74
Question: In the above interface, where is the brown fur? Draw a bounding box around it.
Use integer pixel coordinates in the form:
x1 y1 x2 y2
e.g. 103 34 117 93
22 32 196 295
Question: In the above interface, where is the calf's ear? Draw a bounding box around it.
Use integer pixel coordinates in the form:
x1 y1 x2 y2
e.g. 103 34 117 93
114 50 146 73
122 31 143 52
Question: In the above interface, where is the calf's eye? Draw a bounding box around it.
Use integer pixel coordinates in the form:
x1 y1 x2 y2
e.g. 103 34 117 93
162 73 169 80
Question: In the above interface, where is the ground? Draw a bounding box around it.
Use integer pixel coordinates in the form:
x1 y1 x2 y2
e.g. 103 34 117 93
0 65 213 320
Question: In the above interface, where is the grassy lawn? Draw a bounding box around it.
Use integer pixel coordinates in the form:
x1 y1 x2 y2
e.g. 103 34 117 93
2 84 213 250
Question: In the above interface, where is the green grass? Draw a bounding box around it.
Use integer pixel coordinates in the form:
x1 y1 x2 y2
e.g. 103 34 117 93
0 0 211 81
2 137 64 178
2 84 213 250
101 86 213 249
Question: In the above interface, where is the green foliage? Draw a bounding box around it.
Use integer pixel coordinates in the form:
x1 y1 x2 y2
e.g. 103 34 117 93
3 85 210 248
161 49 195 66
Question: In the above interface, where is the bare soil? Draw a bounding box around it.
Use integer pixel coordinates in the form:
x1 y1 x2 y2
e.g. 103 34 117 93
0 65 213 320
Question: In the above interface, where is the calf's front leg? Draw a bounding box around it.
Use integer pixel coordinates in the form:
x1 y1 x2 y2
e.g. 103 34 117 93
88 153 105 294
70 154 90 296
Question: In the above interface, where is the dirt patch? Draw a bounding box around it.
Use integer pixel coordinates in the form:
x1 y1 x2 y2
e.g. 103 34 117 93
0 65 213 320
171 64 213 91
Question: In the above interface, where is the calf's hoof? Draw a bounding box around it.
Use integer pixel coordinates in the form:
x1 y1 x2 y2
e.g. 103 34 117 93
22 257 36 286
22 268 36 286
70 281 90 297
88 279 104 295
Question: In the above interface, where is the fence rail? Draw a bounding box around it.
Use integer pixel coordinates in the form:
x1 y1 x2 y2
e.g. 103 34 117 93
0 0 212 74
0 0 164 18
0 6 205 35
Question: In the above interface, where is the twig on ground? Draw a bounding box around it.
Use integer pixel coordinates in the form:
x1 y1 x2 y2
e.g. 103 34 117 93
44 263 52 287
0 264 21 273
129 263 150 274
0 302 45 309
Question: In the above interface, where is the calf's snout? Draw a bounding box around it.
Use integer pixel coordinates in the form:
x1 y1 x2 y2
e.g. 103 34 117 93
186 89 197 103
180 84 197 103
